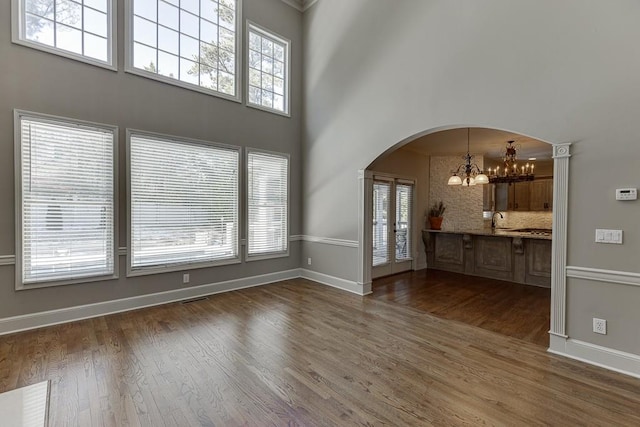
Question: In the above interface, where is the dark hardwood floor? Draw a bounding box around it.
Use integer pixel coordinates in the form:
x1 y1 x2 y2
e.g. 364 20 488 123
372 269 551 347
1 278 639 426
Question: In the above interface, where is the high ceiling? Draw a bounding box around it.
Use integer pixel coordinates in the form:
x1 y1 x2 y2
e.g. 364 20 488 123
401 128 553 161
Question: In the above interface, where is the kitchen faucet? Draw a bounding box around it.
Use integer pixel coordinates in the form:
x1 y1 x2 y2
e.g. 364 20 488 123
491 212 504 229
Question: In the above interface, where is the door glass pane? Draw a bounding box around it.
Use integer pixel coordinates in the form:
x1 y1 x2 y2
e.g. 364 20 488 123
395 184 413 261
372 182 390 266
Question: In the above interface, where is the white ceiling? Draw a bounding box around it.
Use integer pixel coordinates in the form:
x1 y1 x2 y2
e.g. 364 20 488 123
401 127 553 161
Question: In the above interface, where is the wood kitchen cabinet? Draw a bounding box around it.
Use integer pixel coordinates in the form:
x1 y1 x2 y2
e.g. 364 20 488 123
494 182 530 211
529 179 553 211
513 182 530 211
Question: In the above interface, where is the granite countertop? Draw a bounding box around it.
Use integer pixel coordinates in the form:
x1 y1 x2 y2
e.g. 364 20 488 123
423 228 552 240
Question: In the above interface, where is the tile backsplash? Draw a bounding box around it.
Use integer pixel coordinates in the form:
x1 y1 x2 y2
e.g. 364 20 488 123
492 211 553 230
429 155 484 231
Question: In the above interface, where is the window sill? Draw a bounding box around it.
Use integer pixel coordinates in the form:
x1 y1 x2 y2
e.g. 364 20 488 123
16 272 119 291
246 102 290 117
12 39 117 72
245 251 289 262
127 257 241 277
124 67 242 103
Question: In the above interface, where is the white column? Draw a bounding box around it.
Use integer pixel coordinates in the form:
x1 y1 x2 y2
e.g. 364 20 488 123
358 170 373 294
550 143 571 343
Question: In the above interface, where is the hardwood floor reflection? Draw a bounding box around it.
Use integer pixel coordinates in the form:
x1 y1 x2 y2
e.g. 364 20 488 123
372 269 551 347
2 279 639 426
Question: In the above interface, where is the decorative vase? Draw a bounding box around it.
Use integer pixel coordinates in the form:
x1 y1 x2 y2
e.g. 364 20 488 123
428 216 444 230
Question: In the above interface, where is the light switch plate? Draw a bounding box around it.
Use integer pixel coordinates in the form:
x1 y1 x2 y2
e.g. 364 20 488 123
595 229 623 244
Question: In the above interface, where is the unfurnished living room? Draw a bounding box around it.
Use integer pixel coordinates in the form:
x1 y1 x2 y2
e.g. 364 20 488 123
1 0 639 425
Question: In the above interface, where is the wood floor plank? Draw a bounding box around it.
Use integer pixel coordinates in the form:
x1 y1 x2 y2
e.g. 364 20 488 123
372 269 552 346
1 278 639 426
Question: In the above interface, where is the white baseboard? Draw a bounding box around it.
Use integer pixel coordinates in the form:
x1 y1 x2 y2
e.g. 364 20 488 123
548 336 640 379
300 269 369 295
0 269 302 336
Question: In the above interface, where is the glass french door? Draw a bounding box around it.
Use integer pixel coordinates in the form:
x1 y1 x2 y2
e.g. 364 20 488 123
372 177 414 279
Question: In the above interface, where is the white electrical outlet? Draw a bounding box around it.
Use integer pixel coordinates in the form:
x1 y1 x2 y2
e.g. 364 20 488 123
593 318 607 335
307 257 312 266
183 273 190 284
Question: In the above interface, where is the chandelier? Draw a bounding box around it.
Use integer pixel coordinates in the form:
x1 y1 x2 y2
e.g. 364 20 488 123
487 140 535 184
447 128 489 187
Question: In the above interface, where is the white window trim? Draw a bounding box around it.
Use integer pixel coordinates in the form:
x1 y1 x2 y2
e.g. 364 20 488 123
123 0 243 103
245 148 290 262
245 21 291 117
14 110 119 290
11 0 118 71
126 129 242 277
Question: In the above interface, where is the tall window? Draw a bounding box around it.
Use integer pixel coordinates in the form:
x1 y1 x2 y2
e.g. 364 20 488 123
247 150 288 257
128 131 239 274
16 111 117 287
247 22 290 115
12 0 116 68
127 0 240 100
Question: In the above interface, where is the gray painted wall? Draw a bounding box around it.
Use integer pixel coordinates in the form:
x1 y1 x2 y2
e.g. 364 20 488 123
301 241 358 282
0 0 302 317
303 0 640 355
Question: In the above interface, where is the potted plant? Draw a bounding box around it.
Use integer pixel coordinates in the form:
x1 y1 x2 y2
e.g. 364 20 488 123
427 201 446 230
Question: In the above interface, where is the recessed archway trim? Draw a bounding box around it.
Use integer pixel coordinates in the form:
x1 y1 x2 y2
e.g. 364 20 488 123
358 131 571 353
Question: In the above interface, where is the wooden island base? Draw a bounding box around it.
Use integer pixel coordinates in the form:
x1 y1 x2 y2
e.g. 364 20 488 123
423 229 552 288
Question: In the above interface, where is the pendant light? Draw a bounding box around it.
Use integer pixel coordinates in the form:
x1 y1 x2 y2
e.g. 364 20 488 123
447 128 489 187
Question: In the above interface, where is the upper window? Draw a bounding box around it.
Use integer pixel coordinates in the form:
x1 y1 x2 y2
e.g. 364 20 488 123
247 22 290 115
247 150 289 258
126 0 241 101
128 131 240 275
15 111 117 288
12 0 116 69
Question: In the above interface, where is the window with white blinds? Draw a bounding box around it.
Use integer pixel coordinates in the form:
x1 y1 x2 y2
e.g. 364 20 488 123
395 182 413 261
129 132 239 273
247 150 288 257
372 181 390 266
16 112 117 287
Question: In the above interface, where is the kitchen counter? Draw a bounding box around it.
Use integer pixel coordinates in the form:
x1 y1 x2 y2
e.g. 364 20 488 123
422 229 552 287
425 228 552 240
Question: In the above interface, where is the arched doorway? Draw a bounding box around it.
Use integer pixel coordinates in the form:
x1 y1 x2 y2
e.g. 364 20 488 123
357 126 571 350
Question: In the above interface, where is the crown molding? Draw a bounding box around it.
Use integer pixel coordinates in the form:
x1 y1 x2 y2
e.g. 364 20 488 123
280 0 318 12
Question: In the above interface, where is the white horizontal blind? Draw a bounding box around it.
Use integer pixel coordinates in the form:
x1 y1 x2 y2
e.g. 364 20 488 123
130 134 239 270
395 183 413 261
19 115 116 284
247 151 288 256
372 181 390 266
